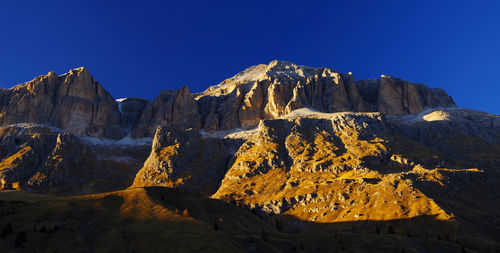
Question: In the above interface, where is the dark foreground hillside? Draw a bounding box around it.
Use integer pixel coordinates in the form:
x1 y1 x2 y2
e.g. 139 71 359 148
0 187 487 253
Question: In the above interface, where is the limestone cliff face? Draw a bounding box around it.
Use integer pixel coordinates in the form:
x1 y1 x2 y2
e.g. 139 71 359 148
116 97 150 129
133 87 201 137
358 75 455 114
0 67 126 139
0 61 456 138
195 60 455 132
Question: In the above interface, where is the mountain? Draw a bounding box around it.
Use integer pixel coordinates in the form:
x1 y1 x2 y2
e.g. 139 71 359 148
0 60 455 138
0 68 126 139
0 61 498 252
195 60 454 132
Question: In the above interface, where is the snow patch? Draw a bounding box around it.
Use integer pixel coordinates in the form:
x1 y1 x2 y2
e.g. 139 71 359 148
0 122 151 146
116 98 127 113
387 107 464 124
105 156 135 162
81 136 152 146
0 123 66 133
282 107 382 120
282 107 324 118
200 127 258 140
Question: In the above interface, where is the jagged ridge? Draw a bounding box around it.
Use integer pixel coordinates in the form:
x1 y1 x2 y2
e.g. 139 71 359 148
0 60 455 139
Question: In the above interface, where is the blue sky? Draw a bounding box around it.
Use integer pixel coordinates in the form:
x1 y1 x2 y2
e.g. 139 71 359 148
1 0 499 113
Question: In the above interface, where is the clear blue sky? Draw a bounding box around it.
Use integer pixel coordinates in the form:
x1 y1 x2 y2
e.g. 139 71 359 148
1 1 499 114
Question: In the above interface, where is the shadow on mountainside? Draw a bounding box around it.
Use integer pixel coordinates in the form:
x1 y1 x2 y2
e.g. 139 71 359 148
402 168 500 243
0 186 497 252
142 187 497 253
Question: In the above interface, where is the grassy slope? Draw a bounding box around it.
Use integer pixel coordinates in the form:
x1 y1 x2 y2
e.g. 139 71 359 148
0 187 477 253
211 121 500 252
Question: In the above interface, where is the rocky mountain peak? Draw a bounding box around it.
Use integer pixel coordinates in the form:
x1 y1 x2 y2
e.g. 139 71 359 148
265 60 336 79
45 70 58 81
0 67 126 139
193 60 456 133
0 61 457 139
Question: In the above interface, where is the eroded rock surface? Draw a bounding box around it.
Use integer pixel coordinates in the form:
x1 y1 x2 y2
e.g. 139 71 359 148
0 61 456 139
195 60 455 132
132 125 242 194
0 124 150 195
210 108 499 245
0 68 126 139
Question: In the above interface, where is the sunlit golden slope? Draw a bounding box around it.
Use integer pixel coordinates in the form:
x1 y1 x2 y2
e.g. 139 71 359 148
211 111 500 251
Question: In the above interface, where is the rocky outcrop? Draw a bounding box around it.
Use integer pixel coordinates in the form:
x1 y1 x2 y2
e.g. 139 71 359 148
0 125 57 189
116 97 150 129
0 68 126 139
357 75 455 114
0 124 150 194
388 108 500 167
0 61 456 138
27 133 96 188
133 87 202 137
132 125 239 194
196 60 456 132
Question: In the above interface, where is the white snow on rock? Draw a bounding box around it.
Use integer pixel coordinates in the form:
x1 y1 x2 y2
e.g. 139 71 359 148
281 107 323 118
80 136 153 146
116 98 128 113
104 156 135 162
0 122 152 146
282 108 385 121
200 127 259 140
386 107 485 125
0 123 66 133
